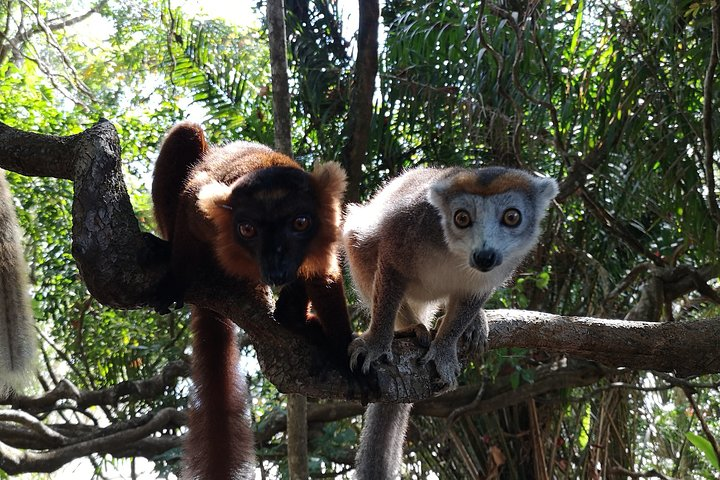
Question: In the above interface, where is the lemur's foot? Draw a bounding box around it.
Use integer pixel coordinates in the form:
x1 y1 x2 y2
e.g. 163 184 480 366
419 341 461 389
462 316 489 357
394 323 432 348
348 333 393 374
151 275 185 314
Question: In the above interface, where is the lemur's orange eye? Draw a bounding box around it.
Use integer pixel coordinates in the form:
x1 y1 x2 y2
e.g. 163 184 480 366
502 208 521 227
237 222 257 238
453 209 472 228
292 215 311 232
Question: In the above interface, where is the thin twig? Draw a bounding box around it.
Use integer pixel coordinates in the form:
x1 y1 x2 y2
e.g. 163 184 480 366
446 374 487 428
610 465 678 480
682 386 720 469
603 263 653 302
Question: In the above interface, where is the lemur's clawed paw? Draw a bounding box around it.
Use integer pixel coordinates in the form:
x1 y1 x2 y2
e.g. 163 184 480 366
348 334 393 374
151 277 185 314
462 319 489 357
420 341 461 389
394 323 432 348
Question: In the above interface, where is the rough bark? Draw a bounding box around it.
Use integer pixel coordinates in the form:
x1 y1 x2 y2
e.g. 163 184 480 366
0 120 167 308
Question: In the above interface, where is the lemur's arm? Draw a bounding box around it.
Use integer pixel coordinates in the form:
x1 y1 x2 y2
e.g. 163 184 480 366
419 293 489 388
274 273 354 361
348 264 407 373
304 274 354 359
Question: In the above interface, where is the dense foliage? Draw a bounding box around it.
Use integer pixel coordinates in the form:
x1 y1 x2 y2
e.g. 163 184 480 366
1 0 718 478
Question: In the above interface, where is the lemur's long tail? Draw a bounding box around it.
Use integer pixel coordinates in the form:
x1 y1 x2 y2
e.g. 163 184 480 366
355 403 413 479
0 170 36 396
181 307 255 479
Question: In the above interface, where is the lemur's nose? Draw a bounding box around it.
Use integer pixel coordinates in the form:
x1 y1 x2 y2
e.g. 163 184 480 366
471 249 502 272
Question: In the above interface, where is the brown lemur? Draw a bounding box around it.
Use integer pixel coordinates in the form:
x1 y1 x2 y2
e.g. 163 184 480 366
0 170 36 396
343 166 558 479
151 122 353 480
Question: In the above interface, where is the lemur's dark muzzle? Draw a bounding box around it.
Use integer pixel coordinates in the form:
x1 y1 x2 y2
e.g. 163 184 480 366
471 249 503 272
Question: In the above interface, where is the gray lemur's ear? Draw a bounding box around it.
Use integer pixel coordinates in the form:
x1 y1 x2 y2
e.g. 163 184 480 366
533 176 559 206
427 177 452 210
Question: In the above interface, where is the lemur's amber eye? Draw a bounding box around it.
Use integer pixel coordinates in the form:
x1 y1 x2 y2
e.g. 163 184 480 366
502 208 521 227
237 222 257 238
453 209 472 228
292 215 311 232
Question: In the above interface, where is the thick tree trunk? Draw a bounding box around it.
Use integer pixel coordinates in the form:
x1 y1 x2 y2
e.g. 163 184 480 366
267 0 293 158
340 0 379 203
267 1 309 476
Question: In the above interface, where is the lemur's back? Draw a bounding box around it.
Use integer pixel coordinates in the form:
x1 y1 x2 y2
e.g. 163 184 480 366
342 168 448 302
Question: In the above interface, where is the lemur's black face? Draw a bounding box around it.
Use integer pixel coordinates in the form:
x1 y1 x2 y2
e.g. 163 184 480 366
228 167 319 287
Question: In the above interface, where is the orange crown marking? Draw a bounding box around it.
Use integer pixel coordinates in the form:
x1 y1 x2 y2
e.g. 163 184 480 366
444 170 532 196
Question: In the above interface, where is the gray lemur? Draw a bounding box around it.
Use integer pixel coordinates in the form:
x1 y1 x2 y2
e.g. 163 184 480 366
0 170 36 396
342 166 558 479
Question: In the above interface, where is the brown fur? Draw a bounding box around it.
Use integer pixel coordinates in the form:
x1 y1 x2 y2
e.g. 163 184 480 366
152 122 353 478
196 179 262 282
183 308 255 480
152 123 208 239
193 149 347 282
299 162 347 279
441 170 533 197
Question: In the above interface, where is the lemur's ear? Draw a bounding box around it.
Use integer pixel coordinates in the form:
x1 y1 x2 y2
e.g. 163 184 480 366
300 162 347 278
427 175 454 209
310 161 347 201
197 177 233 227
533 176 559 205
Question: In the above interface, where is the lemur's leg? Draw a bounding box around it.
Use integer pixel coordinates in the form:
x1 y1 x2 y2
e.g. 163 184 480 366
393 301 432 348
420 293 488 387
348 263 406 373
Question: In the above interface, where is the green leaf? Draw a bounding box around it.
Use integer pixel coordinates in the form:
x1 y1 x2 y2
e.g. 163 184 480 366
535 271 551 289
579 403 591 449
569 0 584 56
686 432 720 470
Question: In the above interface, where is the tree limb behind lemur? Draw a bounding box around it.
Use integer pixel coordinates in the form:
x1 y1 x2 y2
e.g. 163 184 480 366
0 119 719 405
0 120 167 308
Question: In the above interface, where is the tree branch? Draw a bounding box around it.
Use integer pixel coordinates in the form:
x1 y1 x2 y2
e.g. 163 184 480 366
0 411 68 444
266 0 292 157
0 407 184 474
1 119 719 408
1 360 189 412
0 119 168 307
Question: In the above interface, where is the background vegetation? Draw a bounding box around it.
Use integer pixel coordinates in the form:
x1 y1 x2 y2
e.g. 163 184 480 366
1 0 719 478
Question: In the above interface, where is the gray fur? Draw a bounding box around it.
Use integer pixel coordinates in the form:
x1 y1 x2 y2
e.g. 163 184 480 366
355 403 412 480
0 170 36 396
343 166 558 477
